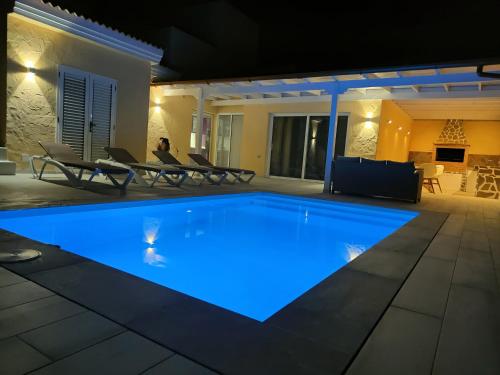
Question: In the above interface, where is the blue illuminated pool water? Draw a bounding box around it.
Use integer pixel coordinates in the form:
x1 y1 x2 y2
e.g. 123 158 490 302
0 193 417 321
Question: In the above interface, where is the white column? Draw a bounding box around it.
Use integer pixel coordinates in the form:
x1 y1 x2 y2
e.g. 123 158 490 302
195 88 205 154
323 91 339 193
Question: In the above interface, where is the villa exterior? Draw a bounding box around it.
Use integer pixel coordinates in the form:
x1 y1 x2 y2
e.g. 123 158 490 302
1 0 499 199
1 2 500 375
3 0 162 167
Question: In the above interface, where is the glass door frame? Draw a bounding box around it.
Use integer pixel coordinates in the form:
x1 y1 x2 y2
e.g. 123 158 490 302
266 112 350 181
215 112 244 167
191 111 214 160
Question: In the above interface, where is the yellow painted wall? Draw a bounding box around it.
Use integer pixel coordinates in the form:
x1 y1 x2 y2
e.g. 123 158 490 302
7 14 151 168
147 87 218 164
410 120 500 155
148 95 382 176
376 100 412 162
219 100 381 175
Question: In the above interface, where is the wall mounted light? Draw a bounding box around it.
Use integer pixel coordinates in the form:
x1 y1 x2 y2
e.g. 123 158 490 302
387 120 392 124
366 111 374 119
26 61 35 81
153 98 161 113
398 126 403 131
407 131 411 135
364 122 373 129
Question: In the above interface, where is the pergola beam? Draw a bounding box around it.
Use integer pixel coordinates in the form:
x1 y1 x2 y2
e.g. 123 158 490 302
202 72 499 96
209 87 500 106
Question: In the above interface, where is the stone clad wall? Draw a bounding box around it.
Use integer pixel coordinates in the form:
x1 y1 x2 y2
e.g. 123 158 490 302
437 119 468 144
6 14 151 169
476 166 500 199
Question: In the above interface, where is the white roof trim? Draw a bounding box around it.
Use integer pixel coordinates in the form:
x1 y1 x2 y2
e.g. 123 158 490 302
13 0 164 63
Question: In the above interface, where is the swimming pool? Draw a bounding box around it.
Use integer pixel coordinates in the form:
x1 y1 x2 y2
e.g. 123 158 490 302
0 193 417 321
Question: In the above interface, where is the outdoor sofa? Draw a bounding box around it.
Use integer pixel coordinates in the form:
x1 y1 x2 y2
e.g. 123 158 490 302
330 156 423 203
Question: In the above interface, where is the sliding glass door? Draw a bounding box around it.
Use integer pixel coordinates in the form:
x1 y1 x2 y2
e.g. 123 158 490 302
269 116 307 178
216 114 243 168
269 114 348 180
190 114 212 159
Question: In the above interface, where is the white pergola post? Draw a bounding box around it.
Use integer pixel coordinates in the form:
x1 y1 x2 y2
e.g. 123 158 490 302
323 90 340 193
195 88 205 154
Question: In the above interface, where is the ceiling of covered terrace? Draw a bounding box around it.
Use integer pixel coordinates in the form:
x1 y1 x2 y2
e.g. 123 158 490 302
154 65 500 106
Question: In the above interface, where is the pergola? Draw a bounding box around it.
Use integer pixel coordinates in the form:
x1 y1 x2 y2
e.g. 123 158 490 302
153 64 500 191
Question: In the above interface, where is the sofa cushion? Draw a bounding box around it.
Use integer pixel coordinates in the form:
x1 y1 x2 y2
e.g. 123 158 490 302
361 158 387 166
337 156 361 163
387 160 415 169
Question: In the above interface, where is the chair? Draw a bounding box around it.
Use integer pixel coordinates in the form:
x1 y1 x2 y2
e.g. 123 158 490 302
152 150 227 185
30 142 135 193
187 153 255 184
421 163 442 193
104 147 187 187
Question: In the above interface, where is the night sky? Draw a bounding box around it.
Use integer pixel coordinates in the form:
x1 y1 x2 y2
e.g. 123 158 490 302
44 0 500 80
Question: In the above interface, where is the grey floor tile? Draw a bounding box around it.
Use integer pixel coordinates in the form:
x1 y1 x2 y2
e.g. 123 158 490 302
464 217 486 232
28 261 184 325
433 285 500 375
30 331 173 375
142 355 218 375
394 224 438 241
20 310 126 360
460 230 490 252
267 268 401 355
346 307 441 375
439 219 465 237
0 336 50 375
0 281 53 310
0 267 25 287
347 248 419 280
406 211 448 230
0 238 85 276
371 234 429 255
129 299 349 375
0 295 85 339
393 256 455 318
424 234 461 261
453 249 498 294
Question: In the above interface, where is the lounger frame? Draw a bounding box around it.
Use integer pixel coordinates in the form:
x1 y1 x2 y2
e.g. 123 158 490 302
152 151 227 186
126 164 188 188
30 155 135 192
187 153 255 184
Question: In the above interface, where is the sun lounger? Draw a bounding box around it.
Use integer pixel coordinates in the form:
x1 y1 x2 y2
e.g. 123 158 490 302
104 147 187 187
30 142 135 192
187 153 255 184
152 150 227 185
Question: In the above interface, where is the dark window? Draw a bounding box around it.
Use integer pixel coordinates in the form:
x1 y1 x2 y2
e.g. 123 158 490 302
435 148 465 162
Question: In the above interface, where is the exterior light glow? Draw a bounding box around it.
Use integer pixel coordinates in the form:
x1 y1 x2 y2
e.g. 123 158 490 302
26 61 35 81
398 126 403 131
154 106 161 113
364 122 373 129
388 120 392 124
366 111 373 119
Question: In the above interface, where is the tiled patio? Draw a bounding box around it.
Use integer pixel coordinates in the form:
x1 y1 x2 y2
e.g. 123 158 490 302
0 173 499 374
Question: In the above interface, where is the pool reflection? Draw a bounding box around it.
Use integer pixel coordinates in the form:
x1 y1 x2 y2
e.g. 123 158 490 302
344 243 366 262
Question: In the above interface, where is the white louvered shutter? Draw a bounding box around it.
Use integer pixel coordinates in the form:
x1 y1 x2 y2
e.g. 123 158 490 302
59 69 89 159
90 76 116 161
